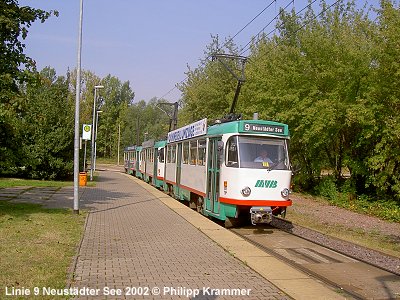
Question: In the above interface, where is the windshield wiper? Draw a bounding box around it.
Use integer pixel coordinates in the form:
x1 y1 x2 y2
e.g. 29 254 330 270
269 158 288 171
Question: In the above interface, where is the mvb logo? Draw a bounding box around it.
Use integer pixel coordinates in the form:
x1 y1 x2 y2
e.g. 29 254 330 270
255 180 278 188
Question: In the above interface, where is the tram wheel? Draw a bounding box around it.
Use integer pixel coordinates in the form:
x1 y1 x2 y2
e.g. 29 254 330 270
168 184 174 197
196 196 204 214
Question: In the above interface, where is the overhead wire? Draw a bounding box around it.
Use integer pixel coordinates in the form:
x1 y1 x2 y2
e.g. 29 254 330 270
158 0 279 101
244 0 341 62
239 0 296 56
158 0 341 102
221 0 278 51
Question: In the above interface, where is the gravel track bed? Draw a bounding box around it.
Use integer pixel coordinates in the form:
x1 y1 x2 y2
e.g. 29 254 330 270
271 217 400 276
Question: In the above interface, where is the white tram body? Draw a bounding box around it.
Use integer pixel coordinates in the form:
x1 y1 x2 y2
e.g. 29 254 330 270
124 118 292 226
124 146 138 176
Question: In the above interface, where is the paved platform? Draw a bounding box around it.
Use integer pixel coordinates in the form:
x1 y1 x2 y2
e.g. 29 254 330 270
70 167 346 300
0 167 348 299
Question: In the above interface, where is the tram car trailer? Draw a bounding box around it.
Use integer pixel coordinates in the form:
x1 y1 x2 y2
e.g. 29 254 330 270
124 118 292 226
124 145 137 176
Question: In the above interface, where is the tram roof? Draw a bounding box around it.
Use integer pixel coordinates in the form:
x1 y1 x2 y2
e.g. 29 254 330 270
207 119 289 137
155 140 167 147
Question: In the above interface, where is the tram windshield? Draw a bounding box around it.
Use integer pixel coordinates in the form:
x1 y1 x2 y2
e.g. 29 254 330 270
226 136 289 170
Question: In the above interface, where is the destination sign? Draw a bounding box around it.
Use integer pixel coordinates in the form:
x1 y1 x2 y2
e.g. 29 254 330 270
167 118 207 143
243 122 285 134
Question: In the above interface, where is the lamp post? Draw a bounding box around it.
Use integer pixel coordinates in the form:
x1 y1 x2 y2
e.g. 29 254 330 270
90 85 104 181
93 110 103 172
73 0 84 214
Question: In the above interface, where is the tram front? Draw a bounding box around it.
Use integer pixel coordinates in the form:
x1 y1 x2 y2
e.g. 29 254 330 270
220 121 292 225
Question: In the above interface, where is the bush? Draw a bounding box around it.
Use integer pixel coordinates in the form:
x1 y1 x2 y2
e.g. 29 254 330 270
314 176 340 202
312 176 400 222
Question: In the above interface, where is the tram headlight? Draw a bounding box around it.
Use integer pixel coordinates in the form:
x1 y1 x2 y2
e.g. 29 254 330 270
281 188 290 198
241 186 251 197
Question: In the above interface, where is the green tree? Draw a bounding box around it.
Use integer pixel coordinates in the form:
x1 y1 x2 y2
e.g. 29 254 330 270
96 75 134 158
0 0 56 173
241 1 375 191
121 98 171 149
20 67 74 179
365 0 400 200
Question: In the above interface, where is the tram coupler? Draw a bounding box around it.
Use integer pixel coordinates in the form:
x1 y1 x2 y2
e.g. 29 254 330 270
250 206 272 225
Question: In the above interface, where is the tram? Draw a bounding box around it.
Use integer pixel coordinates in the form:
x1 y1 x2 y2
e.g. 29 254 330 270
124 118 292 227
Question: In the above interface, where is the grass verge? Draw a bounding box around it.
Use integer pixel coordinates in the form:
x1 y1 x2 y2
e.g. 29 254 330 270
0 178 72 189
0 201 86 299
0 176 98 188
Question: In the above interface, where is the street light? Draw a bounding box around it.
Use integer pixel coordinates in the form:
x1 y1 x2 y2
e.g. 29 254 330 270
93 110 103 171
90 85 104 181
73 0 84 214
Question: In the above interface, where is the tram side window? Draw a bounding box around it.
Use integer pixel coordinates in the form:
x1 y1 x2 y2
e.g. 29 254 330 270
226 136 239 168
167 144 177 163
190 141 197 165
171 145 176 163
158 148 165 163
182 142 189 164
198 139 206 166
167 146 171 163
218 140 224 167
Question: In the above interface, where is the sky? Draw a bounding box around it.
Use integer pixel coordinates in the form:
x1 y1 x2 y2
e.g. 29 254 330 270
19 0 378 103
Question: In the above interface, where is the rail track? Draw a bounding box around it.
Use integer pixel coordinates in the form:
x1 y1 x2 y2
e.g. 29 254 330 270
231 218 400 300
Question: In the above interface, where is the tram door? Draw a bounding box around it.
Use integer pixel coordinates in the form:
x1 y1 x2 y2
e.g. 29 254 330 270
206 138 222 214
152 148 157 185
175 143 182 197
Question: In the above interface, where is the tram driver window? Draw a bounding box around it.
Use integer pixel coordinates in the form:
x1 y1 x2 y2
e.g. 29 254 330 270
226 136 239 168
238 137 289 170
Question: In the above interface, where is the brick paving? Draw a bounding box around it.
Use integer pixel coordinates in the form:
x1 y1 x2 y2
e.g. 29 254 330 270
71 168 290 300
